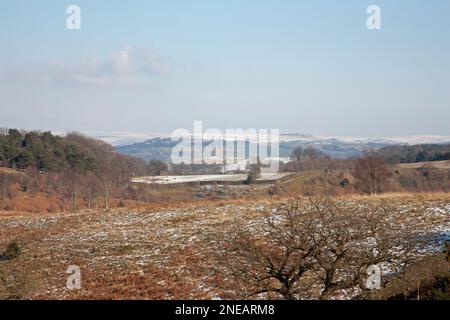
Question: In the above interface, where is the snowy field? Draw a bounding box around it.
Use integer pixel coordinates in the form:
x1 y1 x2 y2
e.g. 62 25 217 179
132 173 291 185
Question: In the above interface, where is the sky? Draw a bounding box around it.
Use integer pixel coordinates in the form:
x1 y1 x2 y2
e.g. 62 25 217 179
0 0 449 138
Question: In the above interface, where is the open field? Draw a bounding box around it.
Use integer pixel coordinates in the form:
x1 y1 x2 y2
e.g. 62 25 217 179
0 193 449 300
396 160 450 169
132 173 292 185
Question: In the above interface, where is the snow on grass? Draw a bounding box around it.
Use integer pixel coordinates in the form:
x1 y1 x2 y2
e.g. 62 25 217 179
0 196 449 299
132 173 291 185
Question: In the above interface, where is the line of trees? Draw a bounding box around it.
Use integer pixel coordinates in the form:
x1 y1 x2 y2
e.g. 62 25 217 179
376 144 450 164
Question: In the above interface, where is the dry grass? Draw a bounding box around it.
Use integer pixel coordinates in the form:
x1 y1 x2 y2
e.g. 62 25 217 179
0 193 448 300
0 168 25 175
396 160 450 169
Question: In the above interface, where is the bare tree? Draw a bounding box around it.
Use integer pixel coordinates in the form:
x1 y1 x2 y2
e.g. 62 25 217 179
0 172 11 200
222 197 417 300
98 170 114 211
353 153 391 195
147 160 169 176
309 198 415 299
222 200 320 299
291 147 305 162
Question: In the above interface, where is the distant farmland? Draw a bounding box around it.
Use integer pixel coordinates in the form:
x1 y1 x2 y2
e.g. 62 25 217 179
132 173 292 185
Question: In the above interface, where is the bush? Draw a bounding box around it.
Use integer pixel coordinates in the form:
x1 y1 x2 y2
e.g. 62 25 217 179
425 275 450 300
268 185 279 196
19 180 29 193
243 174 254 185
4 240 21 260
368 253 450 300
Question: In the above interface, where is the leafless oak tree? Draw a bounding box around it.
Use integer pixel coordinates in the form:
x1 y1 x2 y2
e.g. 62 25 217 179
222 197 418 300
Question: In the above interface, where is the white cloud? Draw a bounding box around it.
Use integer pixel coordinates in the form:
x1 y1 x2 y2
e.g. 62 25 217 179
135 48 169 76
1 46 169 86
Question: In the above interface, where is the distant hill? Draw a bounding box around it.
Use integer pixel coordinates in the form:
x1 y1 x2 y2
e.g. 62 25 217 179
115 133 450 163
115 135 395 162
116 138 177 162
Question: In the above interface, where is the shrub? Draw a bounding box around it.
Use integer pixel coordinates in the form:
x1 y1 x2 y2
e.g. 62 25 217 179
4 240 21 260
20 182 29 193
243 174 254 185
424 275 450 300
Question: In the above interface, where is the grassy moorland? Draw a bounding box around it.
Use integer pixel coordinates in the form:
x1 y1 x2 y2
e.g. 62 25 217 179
0 193 448 300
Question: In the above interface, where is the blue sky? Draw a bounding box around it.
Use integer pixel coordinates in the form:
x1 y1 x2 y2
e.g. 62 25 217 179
1 0 449 137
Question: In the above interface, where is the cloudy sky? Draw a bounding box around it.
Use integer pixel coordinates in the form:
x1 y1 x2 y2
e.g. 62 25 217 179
1 0 449 138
